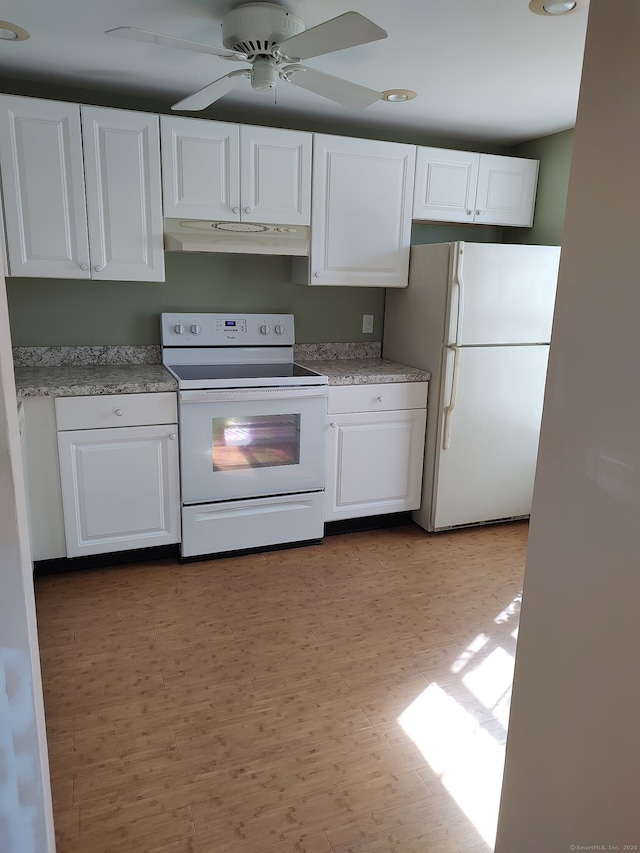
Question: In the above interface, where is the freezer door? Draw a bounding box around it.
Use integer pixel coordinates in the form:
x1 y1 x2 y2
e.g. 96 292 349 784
432 344 549 530
451 243 560 345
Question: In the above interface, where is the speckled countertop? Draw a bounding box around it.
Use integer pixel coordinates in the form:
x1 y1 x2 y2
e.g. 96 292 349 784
299 358 430 386
15 360 428 395
14 364 177 398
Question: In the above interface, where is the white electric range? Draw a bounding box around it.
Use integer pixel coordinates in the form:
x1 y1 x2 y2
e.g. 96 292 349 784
161 312 328 559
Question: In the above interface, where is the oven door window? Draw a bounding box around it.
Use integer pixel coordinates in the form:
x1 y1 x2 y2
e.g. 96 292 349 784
212 414 301 472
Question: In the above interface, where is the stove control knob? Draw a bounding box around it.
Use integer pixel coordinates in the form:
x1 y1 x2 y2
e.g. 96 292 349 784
274 324 285 335
190 324 202 335
174 324 185 335
260 324 271 335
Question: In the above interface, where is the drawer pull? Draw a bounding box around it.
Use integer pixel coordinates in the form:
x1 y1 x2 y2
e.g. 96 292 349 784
377 395 385 402
114 408 124 417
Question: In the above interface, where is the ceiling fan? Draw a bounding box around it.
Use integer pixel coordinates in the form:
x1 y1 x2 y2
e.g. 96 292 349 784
106 2 389 112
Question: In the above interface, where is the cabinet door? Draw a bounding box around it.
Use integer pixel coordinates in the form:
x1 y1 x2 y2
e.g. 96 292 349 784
325 408 427 521
413 147 478 223
57 424 180 557
475 154 539 227
240 126 311 225
82 107 165 282
0 96 91 278
307 135 415 287
161 116 240 220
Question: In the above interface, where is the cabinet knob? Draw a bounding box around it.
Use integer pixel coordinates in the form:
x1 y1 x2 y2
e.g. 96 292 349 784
377 396 385 402
244 207 251 214
466 210 473 216
314 272 321 278
79 263 89 271
330 422 338 428
169 433 177 440
232 207 240 214
94 265 104 272
475 210 482 216
114 408 124 417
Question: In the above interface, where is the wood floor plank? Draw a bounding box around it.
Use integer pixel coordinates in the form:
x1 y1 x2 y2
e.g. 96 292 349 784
35 520 527 852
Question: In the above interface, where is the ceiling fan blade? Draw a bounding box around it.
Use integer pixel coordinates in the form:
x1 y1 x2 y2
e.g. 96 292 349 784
276 12 387 62
105 27 247 60
171 71 250 111
286 66 381 110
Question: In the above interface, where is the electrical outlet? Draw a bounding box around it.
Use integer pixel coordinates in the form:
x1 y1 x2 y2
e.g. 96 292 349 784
362 314 374 334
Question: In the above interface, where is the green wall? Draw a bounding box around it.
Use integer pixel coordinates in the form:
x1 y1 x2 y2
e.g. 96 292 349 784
505 128 574 246
7 254 388 345
1 79 573 347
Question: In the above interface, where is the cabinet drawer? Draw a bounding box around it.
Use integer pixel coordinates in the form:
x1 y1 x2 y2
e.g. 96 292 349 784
328 382 428 414
56 392 177 430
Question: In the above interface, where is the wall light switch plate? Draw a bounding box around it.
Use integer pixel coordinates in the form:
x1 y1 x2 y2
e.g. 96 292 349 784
362 314 374 334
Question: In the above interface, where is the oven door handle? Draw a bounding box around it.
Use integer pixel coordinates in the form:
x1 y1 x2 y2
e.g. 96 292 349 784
180 387 328 404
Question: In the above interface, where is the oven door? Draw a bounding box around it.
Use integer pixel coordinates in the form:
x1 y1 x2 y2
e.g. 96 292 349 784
179 386 328 504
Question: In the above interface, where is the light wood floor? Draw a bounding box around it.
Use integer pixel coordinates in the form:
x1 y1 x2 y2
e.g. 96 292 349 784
35 520 527 853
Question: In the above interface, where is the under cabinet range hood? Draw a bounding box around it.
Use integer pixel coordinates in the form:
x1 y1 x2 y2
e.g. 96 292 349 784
163 218 310 256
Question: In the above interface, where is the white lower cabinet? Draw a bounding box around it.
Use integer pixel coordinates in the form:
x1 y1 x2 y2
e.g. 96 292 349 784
325 382 428 522
55 393 180 558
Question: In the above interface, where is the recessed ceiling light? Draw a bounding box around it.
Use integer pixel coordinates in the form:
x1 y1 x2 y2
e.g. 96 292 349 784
528 0 587 15
382 89 417 103
0 21 30 41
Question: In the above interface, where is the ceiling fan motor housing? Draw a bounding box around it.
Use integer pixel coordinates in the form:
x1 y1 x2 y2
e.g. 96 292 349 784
222 3 305 59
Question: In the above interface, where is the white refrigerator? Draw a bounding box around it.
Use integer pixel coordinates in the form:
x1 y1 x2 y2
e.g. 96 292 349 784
383 241 560 532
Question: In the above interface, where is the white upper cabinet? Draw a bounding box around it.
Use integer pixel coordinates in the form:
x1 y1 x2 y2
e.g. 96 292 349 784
413 147 539 227
0 96 165 280
0 97 90 279
294 134 415 287
161 116 311 225
161 117 240 221
239 125 311 225
81 107 164 282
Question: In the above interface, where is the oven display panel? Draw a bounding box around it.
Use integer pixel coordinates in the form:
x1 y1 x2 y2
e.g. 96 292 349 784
215 318 247 334
211 414 301 472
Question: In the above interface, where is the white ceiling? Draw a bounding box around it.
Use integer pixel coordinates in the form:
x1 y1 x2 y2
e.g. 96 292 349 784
0 0 589 145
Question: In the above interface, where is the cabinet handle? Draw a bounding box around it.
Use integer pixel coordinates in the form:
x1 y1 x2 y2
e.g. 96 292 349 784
377 396 385 402
169 433 177 440
94 265 104 272
330 422 338 428
114 408 124 417
79 263 89 271
466 210 473 216
314 272 321 278
232 207 239 214
244 207 251 214
475 210 482 217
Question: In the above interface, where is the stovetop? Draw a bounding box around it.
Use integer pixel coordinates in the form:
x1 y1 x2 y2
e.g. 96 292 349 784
161 312 328 389
165 361 327 389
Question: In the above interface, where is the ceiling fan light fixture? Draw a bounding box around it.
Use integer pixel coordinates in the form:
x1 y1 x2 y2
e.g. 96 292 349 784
528 0 586 15
382 89 417 103
251 57 279 92
0 21 30 41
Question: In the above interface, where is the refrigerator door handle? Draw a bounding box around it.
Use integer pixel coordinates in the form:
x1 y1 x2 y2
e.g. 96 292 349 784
447 245 465 346
443 345 461 450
